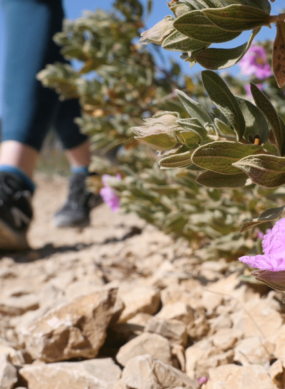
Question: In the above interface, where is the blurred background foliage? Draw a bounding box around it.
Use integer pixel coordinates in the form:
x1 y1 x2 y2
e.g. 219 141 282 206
37 0 285 261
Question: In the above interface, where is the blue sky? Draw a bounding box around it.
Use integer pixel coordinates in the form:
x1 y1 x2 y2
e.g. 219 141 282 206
0 0 281 116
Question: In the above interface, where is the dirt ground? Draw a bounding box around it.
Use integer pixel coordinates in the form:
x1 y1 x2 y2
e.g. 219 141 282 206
1 174 285 389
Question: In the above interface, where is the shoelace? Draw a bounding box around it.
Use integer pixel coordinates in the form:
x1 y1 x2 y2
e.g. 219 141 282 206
0 175 18 204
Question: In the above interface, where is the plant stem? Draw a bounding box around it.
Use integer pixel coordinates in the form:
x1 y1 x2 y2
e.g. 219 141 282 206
269 13 285 23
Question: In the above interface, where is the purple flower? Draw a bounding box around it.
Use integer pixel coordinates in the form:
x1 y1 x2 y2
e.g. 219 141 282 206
244 83 263 98
239 46 272 79
239 219 285 272
197 376 208 385
100 174 121 212
256 228 272 240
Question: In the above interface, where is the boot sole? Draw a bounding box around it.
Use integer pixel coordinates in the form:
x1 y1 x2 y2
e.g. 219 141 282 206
0 219 29 251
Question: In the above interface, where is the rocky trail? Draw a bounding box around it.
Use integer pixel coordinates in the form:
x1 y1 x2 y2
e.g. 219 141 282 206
1 174 285 389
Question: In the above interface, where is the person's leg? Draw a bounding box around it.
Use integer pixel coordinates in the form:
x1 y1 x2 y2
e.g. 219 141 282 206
52 96 102 228
65 139 91 170
0 0 66 249
1 0 65 153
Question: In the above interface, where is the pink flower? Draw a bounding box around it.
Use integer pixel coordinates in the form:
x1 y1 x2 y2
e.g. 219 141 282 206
245 83 263 98
239 46 272 79
197 376 208 385
256 228 272 240
100 174 121 212
239 219 285 271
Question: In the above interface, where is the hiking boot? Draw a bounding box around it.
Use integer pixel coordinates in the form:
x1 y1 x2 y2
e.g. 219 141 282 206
0 172 33 251
53 172 102 228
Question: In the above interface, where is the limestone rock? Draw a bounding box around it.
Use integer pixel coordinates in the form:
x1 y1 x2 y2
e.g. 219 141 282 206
0 354 17 389
271 325 285 360
20 358 121 389
127 313 153 328
211 329 243 352
205 364 275 389
116 333 172 367
144 317 187 347
201 291 223 314
234 337 275 365
187 314 210 341
118 286 160 322
64 279 104 300
195 351 234 379
231 298 282 341
0 343 32 366
156 302 194 325
186 338 234 379
18 288 118 362
268 359 284 386
113 379 127 389
0 294 39 316
122 354 199 389
209 314 232 333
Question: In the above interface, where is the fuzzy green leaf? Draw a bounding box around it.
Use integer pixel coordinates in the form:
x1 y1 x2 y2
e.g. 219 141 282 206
219 0 271 13
136 133 177 151
198 0 224 7
196 170 249 188
178 131 201 148
177 118 208 139
248 0 271 14
168 2 196 18
251 84 285 156
174 11 241 43
176 90 213 125
236 96 269 144
234 154 285 188
194 27 260 70
162 30 208 52
159 150 192 168
203 5 271 32
192 141 263 174
240 205 285 232
214 118 236 138
202 71 245 140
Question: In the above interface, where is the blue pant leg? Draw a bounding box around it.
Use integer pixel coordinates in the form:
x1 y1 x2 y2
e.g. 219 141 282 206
1 0 87 151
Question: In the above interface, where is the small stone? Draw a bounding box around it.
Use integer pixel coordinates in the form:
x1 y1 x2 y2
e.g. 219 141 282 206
18 289 118 362
205 364 275 389
201 291 223 314
186 338 234 379
211 329 243 352
271 325 285 360
118 286 160 322
145 317 187 346
0 354 17 389
231 298 282 341
234 337 275 366
268 359 284 385
187 314 210 341
209 314 232 333
64 279 104 300
116 333 172 367
20 358 121 389
156 302 194 325
0 294 39 316
122 354 199 389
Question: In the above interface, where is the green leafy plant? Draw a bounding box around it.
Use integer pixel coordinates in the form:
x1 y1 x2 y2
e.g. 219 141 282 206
38 0 285 261
141 0 285 86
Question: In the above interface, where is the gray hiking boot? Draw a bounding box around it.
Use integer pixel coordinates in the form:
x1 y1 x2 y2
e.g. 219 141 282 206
53 172 102 228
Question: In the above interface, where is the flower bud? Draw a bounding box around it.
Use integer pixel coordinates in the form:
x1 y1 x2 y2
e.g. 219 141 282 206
139 16 174 45
252 270 285 292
